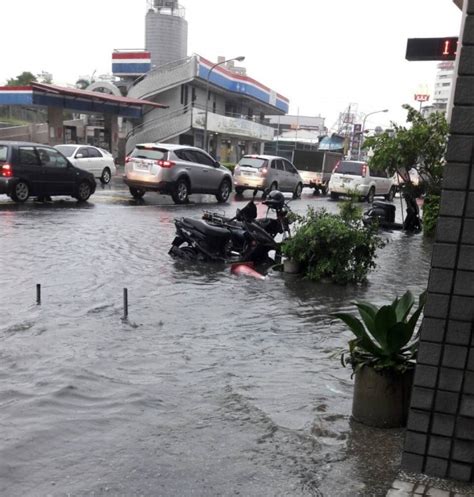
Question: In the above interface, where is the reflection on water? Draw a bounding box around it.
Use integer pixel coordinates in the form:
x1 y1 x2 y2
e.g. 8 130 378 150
0 195 432 497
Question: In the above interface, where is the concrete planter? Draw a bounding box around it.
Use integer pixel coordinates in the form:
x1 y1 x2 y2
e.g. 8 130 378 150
352 366 414 428
283 259 301 274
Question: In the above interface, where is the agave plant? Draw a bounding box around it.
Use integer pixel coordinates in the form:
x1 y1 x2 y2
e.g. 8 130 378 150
333 290 426 375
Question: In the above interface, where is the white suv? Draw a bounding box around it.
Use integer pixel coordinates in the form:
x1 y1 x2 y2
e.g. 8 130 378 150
328 160 396 202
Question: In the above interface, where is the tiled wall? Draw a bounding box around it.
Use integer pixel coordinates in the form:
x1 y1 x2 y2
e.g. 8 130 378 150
402 0 474 482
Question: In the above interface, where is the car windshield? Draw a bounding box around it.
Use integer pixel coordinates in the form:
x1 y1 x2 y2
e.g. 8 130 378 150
55 145 77 158
0 145 7 162
336 161 364 175
238 158 267 168
132 147 167 160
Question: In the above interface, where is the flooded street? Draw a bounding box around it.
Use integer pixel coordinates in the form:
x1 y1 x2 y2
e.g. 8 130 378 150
0 183 433 497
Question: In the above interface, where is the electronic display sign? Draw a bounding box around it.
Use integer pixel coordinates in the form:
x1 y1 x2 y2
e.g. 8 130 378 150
405 37 458 61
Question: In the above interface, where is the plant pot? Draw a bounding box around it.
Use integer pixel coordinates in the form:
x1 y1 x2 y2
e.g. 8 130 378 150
352 366 414 428
283 259 301 274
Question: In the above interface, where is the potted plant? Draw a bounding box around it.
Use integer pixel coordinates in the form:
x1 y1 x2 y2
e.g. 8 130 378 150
332 290 426 428
281 206 384 283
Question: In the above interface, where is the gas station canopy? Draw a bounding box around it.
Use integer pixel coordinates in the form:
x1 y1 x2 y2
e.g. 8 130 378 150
0 82 167 118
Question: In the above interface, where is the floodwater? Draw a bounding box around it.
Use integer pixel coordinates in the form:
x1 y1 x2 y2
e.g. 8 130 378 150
0 184 433 497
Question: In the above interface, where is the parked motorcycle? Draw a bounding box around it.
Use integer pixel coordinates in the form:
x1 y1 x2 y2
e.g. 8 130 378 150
169 190 293 263
362 195 422 233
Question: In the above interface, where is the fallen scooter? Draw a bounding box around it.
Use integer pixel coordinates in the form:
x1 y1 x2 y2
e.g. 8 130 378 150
362 194 422 233
168 190 292 263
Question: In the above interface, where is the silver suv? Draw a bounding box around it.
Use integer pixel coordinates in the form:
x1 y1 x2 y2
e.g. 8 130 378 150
124 143 233 204
233 155 304 198
328 160 396 203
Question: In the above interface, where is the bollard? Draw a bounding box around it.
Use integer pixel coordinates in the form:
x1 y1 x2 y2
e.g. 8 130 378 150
36 284 41 305
123 288 128 319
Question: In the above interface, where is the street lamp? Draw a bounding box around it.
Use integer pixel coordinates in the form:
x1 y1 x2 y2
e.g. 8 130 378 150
358 108 388 159
203 55 245 153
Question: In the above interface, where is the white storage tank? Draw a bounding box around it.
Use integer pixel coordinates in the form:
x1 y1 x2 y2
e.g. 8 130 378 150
146 0 188 69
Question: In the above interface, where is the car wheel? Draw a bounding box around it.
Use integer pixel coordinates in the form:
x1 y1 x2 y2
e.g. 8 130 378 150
100 167 112 184
216 178 232 203
366 187 375 203
171 178 189 204
293 183 303 199
385 186 396 202
330 192 339 200
11 181 30 203
235 187 244 196
129 187 145 199
75 181 92 202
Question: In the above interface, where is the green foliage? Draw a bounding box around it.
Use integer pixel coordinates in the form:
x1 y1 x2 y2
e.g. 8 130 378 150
422 194 440 237
7 71 37 86
282 207 384 284
338 192 362 223
364 104 448 196
221 162 236 174
333 290 426 374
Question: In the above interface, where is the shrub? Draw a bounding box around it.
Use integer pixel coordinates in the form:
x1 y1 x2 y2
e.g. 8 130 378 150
282 207 384 284
422 194 440 237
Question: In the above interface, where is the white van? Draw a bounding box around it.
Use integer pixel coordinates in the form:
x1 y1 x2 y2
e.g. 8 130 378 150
328 160 396 202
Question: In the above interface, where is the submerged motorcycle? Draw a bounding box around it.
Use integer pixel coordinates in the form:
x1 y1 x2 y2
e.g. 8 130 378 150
169 190 293 263
362 195 422 233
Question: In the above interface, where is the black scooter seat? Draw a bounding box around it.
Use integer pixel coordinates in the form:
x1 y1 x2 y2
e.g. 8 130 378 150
182 218 230 237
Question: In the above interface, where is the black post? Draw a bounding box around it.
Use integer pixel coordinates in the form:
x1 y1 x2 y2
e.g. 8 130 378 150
36 284 41 305
123 288 128 319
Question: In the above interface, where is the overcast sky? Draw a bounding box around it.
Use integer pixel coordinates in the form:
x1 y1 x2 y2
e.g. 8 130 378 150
1 0 463 131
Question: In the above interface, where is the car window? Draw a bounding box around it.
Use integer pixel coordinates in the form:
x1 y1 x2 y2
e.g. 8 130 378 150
193 150 215 167
275 160 284 171
55 145 76 158
131 146 167 161
335 161 364 175
270 160 276 169
283 160 298 174
19 147 40 166
174 149 196 162
87 147 102 158
0 145 8 162
37 147 69 168
374 169 387 178
76 147 89 158
238 157 267 168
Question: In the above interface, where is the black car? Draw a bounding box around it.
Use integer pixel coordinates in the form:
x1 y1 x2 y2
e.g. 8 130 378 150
0 141 96 203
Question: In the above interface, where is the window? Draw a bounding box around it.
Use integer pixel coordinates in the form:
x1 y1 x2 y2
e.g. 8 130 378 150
193 150 215 167
335 161 364 176
0 145 7 162
87 147 102 158
37 147 69 168
275 160 284 171
131 146 167 161
239 157 267 169
55 145 76 158
76 147 89 158
283 160 297 174
175 149 196 162
19 147 40 166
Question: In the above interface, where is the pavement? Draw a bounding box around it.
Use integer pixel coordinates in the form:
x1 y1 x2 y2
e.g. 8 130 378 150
387 473 474 496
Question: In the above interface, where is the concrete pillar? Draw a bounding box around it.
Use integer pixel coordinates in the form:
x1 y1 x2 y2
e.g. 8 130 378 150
47 106 64 145
104 113 119 158
402 0 474 482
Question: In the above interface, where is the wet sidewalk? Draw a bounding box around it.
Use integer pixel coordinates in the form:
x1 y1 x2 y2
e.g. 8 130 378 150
387 474 474 496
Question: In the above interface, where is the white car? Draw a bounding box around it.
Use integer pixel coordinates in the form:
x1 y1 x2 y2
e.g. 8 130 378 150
55 145 116 184
328 160 396 202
